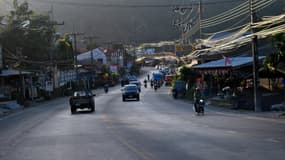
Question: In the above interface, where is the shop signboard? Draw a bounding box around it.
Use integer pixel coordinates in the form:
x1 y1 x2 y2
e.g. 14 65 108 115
110 64 118 73
175 44 195 57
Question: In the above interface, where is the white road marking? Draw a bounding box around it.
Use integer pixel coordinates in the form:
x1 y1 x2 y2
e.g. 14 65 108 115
264 138 280 143
225 130 238 135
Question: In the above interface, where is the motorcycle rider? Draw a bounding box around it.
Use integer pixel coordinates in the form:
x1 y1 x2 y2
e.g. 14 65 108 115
144 79 147 88
193 87 203 112
104 83 109 93
154 80 158 91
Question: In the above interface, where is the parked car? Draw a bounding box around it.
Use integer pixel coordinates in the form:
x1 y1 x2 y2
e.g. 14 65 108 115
271 103 285 111
172 80 186 99
122 84 140 101
129 80 141 92
69 90 96 114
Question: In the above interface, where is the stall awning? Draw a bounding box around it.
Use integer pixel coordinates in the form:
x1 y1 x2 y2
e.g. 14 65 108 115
0 69 32 77
192 56 265 75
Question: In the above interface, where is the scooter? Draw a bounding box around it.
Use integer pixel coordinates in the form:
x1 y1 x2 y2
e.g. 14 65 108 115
154 85 157 91
104 85 109 93
150 81 154 88
193 99 205 115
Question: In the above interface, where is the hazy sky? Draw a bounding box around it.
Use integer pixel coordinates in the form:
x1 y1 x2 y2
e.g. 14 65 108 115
1 0 284 44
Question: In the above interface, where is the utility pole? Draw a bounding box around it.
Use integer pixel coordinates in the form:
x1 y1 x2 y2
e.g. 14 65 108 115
199 0 203 40
199 0 205 64
84 36 99 66
70 31 84 85
84 35 98 89
250 0 261 112
49 4 64 95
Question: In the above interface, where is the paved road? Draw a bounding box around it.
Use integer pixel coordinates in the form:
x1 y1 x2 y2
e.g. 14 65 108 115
0 70 284 160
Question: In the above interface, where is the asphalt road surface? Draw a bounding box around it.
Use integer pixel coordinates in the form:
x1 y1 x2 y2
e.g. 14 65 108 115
0 70 284 160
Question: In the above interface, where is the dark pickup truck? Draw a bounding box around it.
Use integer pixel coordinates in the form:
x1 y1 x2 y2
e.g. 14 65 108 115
69 90 96 114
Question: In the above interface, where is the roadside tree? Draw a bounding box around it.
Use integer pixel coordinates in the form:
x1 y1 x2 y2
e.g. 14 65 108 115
0 0 55 68
264 33 285 73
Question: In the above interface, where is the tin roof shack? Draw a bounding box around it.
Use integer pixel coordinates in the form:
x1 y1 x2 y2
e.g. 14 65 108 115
192 56 271 110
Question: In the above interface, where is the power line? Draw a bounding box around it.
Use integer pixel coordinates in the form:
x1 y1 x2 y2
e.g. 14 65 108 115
29 0 246 8
201 0 276 28
201 0 274 24
201 1 249 24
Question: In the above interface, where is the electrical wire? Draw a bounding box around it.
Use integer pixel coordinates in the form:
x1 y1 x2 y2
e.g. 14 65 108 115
201 0 272 24
182 21 200 38
202 15 249 36
189 16 285 57
201 0 276 28
201 9 249 28
28 0 246 8
173 4 194 26
201 0 248 24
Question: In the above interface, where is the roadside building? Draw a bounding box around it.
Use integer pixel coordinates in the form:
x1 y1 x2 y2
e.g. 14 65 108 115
192 55 284 111
0 69 35 104
77 48 107 65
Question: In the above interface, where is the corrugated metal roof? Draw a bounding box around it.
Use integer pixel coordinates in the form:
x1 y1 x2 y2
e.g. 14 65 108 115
193 56 265 69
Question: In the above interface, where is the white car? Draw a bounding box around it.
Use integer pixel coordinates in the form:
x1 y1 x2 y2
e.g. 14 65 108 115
129 81 141 92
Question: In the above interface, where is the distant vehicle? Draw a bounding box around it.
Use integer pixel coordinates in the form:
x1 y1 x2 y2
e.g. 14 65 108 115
152 71 163 81
165 74 174 86
172 80 186 99
128 75 137 81
161 66 169 74
104 84 109 93
129 80 141 92
69 90 96 114
122 84 140 101
121 75 137 87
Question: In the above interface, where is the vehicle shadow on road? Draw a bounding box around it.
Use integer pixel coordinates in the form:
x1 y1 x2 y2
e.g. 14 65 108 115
71 109 96 115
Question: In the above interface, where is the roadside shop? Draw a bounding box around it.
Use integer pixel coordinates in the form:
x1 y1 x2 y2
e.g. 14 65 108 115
192 56 267 110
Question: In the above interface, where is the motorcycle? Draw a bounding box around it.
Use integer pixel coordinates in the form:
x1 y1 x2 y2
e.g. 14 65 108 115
104 85 109 93
144 83 147 88
193 99 205 115
154 85 157 91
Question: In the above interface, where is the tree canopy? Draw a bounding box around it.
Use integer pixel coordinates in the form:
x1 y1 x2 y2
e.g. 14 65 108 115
263 33 285 72
0 0 61 69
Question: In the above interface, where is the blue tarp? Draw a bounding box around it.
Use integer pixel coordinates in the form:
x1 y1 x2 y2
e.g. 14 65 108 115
193 56 265 69
152 71 163 81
